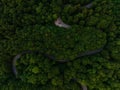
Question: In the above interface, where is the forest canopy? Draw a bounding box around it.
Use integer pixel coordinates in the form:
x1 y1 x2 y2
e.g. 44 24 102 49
0 0 120 90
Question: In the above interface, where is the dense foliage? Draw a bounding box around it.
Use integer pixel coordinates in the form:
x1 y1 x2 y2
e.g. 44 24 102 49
0 0 120 90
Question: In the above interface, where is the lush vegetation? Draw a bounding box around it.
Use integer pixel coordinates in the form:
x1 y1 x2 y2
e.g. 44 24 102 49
0 0 120 90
